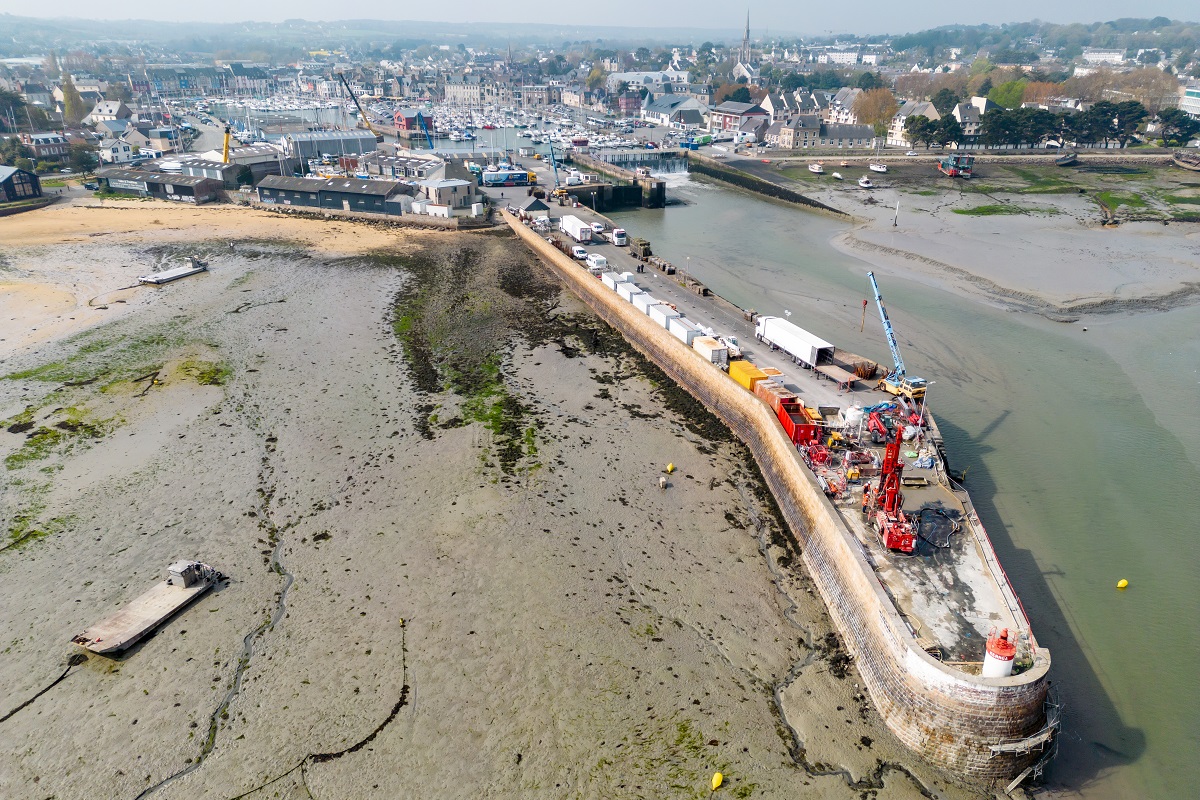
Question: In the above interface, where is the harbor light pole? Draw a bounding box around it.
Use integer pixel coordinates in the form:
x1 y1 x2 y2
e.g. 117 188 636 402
918 381 935 425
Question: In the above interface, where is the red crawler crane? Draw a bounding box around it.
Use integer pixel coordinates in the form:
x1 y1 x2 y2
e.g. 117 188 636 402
873 429 916 552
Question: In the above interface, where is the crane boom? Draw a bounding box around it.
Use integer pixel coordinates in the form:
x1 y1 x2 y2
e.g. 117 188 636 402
336 72 384 143
221 125 231 164
546 140 561 187
867 271 907 379
416 112 435 150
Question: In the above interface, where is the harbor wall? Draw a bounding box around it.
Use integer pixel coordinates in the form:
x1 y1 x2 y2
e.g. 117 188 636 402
567 151 667 208
505 216 1051 784
686 153 850 217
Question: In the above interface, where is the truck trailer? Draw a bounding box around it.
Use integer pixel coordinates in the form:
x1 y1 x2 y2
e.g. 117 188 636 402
755 316 834 369
559 215 592 243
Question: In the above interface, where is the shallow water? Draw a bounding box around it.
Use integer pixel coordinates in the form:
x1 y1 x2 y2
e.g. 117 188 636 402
610 177 1200 798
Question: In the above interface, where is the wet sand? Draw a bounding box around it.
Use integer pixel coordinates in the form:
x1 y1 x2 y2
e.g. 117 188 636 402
0 200 978 799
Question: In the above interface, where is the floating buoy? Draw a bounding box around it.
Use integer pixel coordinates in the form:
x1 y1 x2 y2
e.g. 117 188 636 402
1117 579 1128 590
666 463 676 474
711 772 723 790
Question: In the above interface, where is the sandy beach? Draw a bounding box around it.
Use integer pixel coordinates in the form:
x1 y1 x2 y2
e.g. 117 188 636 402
0 199 983 799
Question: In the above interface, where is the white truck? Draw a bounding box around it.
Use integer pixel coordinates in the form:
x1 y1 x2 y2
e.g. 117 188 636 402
692 336 730 369
559 215 592 243
755 316 834 368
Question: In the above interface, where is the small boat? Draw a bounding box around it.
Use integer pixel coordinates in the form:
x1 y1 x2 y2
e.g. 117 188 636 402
808 163 824 174
858 176 874 189
869 163 888 173
832 172 844 180
72 561 225 654
139 256 208 285
840 160 851 167
1055 152 1078 167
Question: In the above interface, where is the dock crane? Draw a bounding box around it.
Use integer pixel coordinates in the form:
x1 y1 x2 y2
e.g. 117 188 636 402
335 70 385 143
416 112 435 151
866 272 928 402
545 141 568 202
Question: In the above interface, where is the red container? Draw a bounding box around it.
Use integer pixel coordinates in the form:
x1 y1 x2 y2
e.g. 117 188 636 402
777 401 819 445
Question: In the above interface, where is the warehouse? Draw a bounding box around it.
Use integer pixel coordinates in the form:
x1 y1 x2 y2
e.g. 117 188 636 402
256 175 411 216
279 131 381 160
96 168 223 203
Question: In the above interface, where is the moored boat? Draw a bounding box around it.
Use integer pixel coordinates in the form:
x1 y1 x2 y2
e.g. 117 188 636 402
869 162 888 173
808 162 824 174
858 175 874 188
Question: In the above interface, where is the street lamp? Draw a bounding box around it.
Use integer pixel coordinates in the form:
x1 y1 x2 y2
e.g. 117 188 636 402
918 381 936 425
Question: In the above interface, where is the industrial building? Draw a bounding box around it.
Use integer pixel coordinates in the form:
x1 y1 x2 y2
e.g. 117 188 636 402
357 152 442 180
278 131 381 159
180 160 241 188
96 168 223 204
255 175 411 216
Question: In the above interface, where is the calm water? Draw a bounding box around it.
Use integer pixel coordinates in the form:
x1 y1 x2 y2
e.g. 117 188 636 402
611 176 1200 798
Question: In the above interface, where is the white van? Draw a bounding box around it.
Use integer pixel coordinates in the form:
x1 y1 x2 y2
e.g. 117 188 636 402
585 253 608 269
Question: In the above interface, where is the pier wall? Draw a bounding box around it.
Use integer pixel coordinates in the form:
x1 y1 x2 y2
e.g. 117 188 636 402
567 151 667 208
686 153 849 217
505 216 1051 784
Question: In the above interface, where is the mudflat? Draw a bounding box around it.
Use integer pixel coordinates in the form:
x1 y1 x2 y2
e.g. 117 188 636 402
0 201 978 799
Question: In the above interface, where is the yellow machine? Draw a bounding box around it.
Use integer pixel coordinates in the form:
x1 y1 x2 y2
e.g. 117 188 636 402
221 126 232 164
336 70 385 143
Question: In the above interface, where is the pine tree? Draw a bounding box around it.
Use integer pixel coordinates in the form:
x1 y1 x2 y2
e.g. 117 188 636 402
61 74 87 127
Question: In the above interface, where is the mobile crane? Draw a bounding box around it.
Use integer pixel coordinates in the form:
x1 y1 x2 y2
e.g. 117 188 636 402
867 272 928 402
871 426 916 552
416 112 435 151
335 71 385 143
545 141 568 202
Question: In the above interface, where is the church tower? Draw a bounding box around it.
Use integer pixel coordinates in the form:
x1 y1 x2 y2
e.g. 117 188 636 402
741 12 752 64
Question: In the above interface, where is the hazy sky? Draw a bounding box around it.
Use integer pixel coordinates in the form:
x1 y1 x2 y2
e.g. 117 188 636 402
2 2 1196 36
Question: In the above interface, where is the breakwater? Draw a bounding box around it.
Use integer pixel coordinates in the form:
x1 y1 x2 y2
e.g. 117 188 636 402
686 153 849 217
505 215 1051 784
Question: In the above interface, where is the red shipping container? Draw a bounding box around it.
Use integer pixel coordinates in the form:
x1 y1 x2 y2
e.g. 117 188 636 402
777 401 819 445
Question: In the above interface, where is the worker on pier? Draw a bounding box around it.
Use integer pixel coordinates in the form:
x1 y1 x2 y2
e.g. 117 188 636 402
861 484 872 517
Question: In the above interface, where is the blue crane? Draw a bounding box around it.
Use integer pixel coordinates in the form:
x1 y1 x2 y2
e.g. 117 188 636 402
416 112 435 151
546 140 561 188
867 272 927 401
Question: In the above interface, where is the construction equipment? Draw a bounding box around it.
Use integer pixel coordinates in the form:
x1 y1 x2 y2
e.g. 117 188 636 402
416 112 435 151
335 71 385 143
221 125 232 164
546 140 563 191
872 429 916 552
867 272 928 401
937 153 975 178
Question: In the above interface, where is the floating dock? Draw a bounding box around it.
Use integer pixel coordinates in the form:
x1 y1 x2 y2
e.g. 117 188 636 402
72 561 223 654
138 257 208 285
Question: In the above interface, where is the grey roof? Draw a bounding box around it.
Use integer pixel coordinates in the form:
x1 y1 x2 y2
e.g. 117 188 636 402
182 160 237 171
643 94 692 114
98 168 216 187
673 109 705 125
953 103 980 123
713 101 763 115
0 165 29 182
791 114 822 130
90 100 129 117
520 197 550 211
258 174 405 196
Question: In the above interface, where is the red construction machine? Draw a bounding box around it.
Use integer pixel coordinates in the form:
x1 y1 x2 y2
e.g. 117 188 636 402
872 429 916 552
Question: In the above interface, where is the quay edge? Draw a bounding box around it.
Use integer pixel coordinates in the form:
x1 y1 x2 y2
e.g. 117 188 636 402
504 216 1053 784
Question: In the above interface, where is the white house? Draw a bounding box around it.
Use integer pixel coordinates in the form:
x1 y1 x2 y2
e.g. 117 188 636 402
887 100 940 147
98 138 135 164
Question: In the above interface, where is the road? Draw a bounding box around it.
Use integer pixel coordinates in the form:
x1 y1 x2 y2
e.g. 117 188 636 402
478 172 875 413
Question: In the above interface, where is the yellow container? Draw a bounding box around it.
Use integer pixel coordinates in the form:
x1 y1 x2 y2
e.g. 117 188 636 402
729 360 768 391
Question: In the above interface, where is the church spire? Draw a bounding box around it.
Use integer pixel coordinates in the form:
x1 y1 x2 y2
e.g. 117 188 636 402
742 11 752 64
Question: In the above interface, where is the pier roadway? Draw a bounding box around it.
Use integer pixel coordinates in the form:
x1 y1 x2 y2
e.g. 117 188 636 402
480 175 861 412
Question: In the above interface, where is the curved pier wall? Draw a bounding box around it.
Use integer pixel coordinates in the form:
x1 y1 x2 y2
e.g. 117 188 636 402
506 218 1051 783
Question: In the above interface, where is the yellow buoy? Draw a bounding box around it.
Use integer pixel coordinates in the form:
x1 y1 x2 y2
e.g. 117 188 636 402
666 463 676 474
711 772 723 790
1117 579 1129 590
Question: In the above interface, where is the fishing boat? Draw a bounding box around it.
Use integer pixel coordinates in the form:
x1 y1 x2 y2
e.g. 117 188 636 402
808 163 824 174
1055 151 1078 167
1173 150 1200 172
832 172 844 181
72 561 224 654
858 176 874 189
869 163 888 173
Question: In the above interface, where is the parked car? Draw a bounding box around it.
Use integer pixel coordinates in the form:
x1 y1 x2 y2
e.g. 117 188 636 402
571 245 587 259
905 151 918 156
589 222 605 234
83 182 99 190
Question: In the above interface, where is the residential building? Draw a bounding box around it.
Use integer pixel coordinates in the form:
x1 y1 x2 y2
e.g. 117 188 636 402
760 93 797 124
605 71 686 93
641 94 703 127
226 63 272 95
1179 82 1200 119
708 101 768 133
825 87 863 125
818 50 860 65
951 97 1000 147
95 118 132 138
19 83 52 108
416 178 474 208
679 82 715 107
672 109 706 130
444 75 497 105
817 123 877 148
358 152 442 180
87 100 132 124
732 62 762 85
98 138 135 164
1082 48 1126 66
517 85 560 108
146 127 180 153
888 100 940 147
0 165 42 203
19 132 69 160
618 92 642 116
393 109 432 136
777 114 822 149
